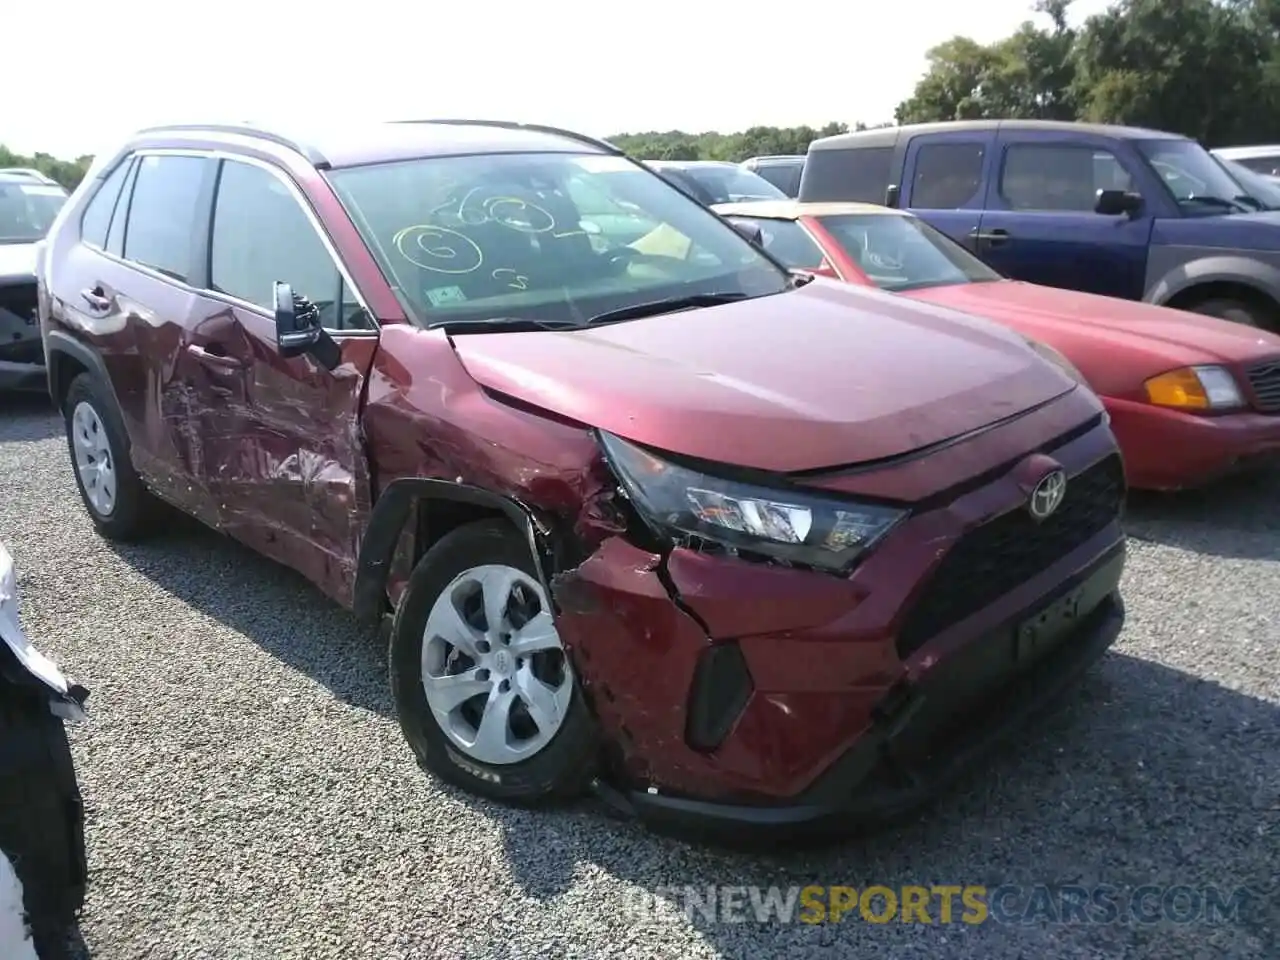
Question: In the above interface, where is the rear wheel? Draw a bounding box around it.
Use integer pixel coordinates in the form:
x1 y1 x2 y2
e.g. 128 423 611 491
62 373 158 541
389 519 597 803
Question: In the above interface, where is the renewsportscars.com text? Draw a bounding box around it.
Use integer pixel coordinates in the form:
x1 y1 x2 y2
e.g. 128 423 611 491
624 884 1256 926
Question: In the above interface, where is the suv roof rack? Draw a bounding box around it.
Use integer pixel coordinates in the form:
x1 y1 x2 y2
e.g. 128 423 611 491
392 118 622 155
134 123 330 167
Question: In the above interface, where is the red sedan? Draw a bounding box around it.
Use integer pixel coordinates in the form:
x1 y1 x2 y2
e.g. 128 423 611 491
715 200 1280 491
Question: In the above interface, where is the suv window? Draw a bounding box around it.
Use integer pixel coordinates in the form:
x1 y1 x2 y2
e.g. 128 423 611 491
911 142 986 208
123 155 211 282
79 160 131 249
801 147 893 203
1000 144 1132 212
210 160 365 330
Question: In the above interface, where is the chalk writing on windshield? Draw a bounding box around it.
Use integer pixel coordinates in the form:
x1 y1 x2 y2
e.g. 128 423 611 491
393 188 598 292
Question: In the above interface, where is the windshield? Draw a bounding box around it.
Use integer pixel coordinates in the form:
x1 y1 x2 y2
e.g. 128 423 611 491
326 153 788 327
817 214 1003 291
1136 139 1254 215
1218 158 1280 210
669 166 788 204
0 180 68 243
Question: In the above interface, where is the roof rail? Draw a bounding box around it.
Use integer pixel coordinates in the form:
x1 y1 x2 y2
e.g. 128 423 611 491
133 123 329 167
0 167 59 185
392 118 623 155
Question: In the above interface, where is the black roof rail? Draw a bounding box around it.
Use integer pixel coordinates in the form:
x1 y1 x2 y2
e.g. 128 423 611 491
392 118 623 155
133 123 330 167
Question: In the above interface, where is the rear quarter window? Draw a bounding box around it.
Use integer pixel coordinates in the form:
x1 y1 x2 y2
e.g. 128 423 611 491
122 155 212 283
800 147 893 203
79 159 132 249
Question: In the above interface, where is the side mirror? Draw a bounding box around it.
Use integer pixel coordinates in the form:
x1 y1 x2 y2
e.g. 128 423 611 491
884 184 900 208
1095 188 1143 217
729 219 764 246
273 281 340 371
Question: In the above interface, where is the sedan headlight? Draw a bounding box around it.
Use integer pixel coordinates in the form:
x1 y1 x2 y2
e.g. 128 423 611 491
1144 365 1243 411
599 432 906 572
1024 337 1085 383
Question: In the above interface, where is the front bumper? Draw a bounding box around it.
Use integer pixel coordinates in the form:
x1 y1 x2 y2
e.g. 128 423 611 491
1106 397 1280 490
0 279 44 392
601 549 1124 840
553 413 1126 836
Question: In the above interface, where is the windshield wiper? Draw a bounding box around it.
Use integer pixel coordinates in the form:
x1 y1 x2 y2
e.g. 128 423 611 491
584 292 750 326
1180 195 1253 213
427 316 583 334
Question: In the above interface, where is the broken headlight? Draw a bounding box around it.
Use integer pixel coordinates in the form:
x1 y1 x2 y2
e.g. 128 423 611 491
599 432 906 572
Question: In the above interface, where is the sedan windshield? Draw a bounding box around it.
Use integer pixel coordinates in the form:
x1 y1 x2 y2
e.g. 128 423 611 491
0 180 68 244
817 214 1003 292
1136 139 1255 215
326 153 788 327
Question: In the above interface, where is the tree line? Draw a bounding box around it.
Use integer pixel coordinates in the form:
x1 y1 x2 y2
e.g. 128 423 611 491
6 0 1277 186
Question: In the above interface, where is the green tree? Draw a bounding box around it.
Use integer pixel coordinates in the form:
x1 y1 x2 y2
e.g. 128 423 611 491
608 123 851 162
1072 0 1276 145
895 0 1079 123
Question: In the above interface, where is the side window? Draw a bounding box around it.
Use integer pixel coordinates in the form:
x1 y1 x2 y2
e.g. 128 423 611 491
1000 144 1132 212
79 159 132 249
210 160 367 330
123 155 211 282
105 160 139 256
911 142 986 208
1238 156 1280 176
802 147 893 202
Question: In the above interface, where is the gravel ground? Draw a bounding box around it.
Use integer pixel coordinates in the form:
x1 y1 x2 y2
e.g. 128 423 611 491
2 393 1277 960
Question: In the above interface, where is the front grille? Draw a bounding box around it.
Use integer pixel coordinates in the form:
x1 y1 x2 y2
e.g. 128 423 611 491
1245 358 1280 413
895 454 1125 660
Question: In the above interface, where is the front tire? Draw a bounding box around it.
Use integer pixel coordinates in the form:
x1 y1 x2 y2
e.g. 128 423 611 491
389 519 597 804
62 373 158 541
1189 298 1269 329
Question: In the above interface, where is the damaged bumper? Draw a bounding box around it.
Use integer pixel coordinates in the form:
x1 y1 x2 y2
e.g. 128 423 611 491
603 553 1123 838
551 421 1127 837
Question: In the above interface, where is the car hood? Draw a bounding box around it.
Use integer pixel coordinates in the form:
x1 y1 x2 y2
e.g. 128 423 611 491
0 243 37 284
1152 209 1280 250
905 280 1280 366
448 280 1076 473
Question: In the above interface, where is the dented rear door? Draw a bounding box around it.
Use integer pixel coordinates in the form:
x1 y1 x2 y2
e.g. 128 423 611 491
182 156 379 606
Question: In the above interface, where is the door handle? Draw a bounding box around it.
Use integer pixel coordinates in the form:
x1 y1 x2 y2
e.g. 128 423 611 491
80 287 110 312
186 343 243 373
969 228 1010 246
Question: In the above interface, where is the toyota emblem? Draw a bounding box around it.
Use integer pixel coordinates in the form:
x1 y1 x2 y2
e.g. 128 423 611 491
1028 469 1067 520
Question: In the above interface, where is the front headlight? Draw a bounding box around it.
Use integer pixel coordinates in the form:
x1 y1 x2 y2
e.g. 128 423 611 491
1024 337 1085 383
1144 365 1243 411
599 432 906 572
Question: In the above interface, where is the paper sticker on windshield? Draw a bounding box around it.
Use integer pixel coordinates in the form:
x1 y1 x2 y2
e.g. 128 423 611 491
426 285 468 306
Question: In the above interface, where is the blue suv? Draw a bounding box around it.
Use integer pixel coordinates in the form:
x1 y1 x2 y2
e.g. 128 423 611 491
800 120 1280 330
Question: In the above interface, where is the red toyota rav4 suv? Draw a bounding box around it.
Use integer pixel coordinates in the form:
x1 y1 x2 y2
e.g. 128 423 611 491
38 120 1126 837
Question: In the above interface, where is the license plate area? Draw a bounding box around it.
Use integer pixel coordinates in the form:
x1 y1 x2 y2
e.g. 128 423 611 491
1015 585 1086 663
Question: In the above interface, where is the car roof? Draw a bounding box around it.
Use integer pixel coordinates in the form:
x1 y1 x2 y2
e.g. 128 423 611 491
711 199 904 219
127 120 620 170
809 119 1184 151
1213 145 1280 160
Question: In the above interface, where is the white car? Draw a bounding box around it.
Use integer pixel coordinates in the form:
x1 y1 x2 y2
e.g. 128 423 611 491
0 543 88 959
1212 144 1280 178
